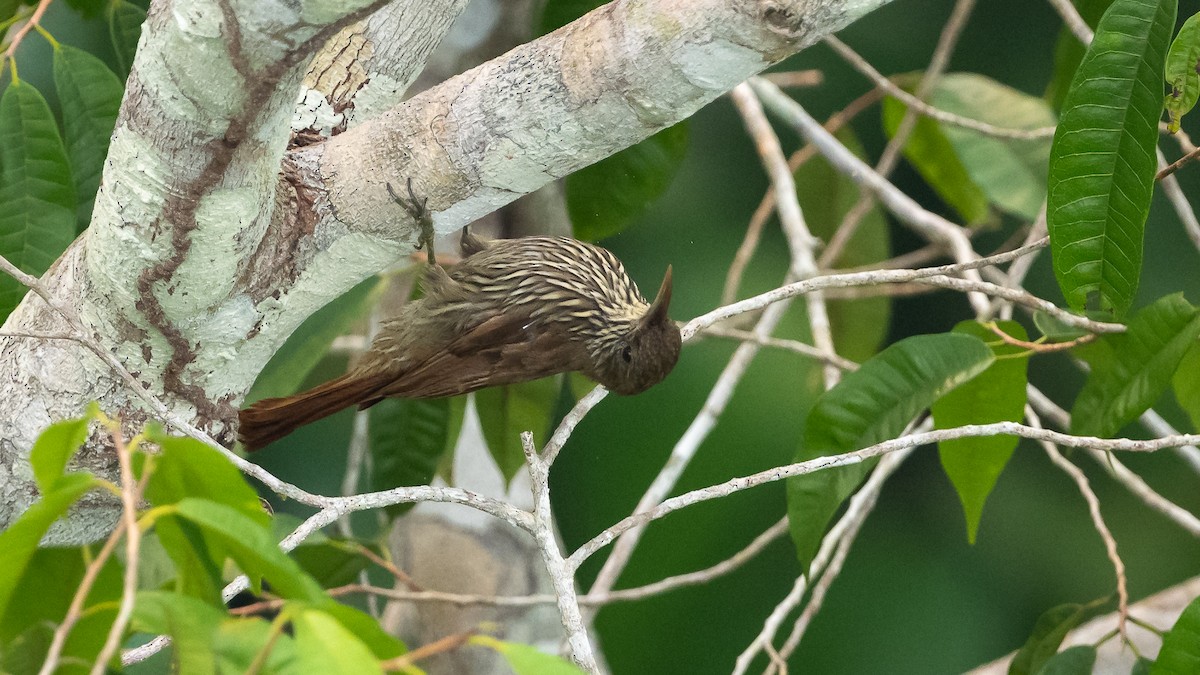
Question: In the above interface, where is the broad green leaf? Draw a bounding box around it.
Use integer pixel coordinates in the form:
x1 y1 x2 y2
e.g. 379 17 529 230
1134 657 1154 675
145 433 267 525
1046 0 1117 109
108 0 147 79
786 333 994 569
1034 645 1097 675
154 515 227 604
567 123 689 241
172 498 326 603
29 416 90 493
476 376 562 484
0 473 96 616
1173 341 1200 432
132 591 225 674
319 602 406 660
932 74 1057 220
369 396 453 518
0 547 121 670
1072 294 1200 437
472 635 586 675
291 539 371 588
1152 594 1200 674
883 89 990 224
933 321 1029 543
1046 0 1177 317
53 44 123 231
795 128 892 362
291 606 382 675
0 81 76 324
2 623 56 675
1033 310 1089 342
1165 13 1200 132
134 591 302 673
1009 603 1087 675
246 275 384 403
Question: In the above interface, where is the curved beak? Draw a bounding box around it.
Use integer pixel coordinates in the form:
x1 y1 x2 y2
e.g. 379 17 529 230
643 265 673 326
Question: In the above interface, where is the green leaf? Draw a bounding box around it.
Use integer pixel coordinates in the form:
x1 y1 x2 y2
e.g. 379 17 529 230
0 473 96 618
319 602 406 660
29 415 90 493
1046 0 1116 109
1033 310 1089 342
145 433 268 526
0 547 121 669
291 606 382 674
1152 594 1200 674
172 498 327 603
246 275 384 403
1009 603 1087 675
933 321 1029 543
472 635 587 675
567 123 689 241
786 333 995 569
108 0 147 79
476 376 562 484
132 591 225 673
52 44 123 231
1172 341 1200 432
1165 12 1200 132
1046 0 1177 317
1134 656 1155 675
883 83 990 224
368 396 453 518
932 74 1057 220
2 622 56 675
1072 294 1200 437
0 81 76 324
795 128 892 362
1034 645 1097 675
291 539 371 588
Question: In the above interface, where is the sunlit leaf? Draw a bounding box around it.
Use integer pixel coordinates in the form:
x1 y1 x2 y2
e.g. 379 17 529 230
1151 594 1200 674
472 635 586 675
29 415 90 493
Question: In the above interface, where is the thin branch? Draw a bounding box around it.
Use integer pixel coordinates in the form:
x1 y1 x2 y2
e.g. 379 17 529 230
90 425 144 675
824 36 1055 140
698 326 859 371
772 448 914 670
523 432 598 673
1032 409 1128 637
721 88 882 305
1046 0 1094 44
748 77 990 314
1156 145 1200 181
568 422 1200 569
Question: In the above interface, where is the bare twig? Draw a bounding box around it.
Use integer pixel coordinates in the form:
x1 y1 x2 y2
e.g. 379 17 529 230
1031 409 1128 637
824 36 1055 140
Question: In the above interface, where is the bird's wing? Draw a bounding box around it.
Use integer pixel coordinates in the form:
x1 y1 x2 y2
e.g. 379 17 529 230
360 312 585 404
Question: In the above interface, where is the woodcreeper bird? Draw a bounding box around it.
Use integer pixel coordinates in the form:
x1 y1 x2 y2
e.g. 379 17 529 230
238 182 681 451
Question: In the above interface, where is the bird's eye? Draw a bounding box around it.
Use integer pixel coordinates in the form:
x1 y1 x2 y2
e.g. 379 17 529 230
621 345 632 363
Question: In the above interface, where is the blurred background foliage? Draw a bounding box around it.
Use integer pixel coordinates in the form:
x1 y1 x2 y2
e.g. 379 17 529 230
13 0 1200 671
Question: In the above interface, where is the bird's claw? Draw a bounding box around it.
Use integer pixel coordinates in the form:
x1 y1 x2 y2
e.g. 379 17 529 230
387 178 436 266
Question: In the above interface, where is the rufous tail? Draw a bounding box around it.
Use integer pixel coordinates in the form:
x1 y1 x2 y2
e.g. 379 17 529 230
238 374 384 451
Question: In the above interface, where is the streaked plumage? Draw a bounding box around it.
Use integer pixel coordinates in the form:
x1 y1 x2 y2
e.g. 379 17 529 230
238 230 680 451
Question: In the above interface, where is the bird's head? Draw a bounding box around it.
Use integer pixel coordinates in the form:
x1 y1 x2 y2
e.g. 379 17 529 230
585 266 681 395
